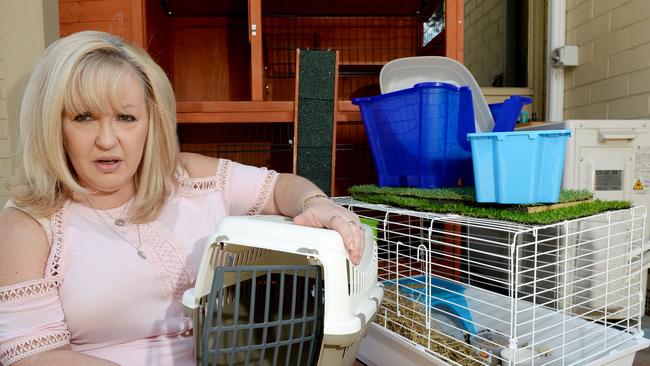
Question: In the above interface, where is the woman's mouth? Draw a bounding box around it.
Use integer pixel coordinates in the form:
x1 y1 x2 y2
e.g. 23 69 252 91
94 159 122 171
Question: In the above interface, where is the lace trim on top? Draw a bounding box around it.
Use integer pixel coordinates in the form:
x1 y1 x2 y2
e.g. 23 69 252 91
137 222 195 318
0 279 61 306
91 212 195 319
46 207 67 278
244 170 278 216
0 205 66 305
177 159 231 193
0 205 69 365
217 159 232 192
0 330 69 365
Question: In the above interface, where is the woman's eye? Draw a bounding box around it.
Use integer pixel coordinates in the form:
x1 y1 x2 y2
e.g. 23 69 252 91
73 112 93 121
117 114 136 122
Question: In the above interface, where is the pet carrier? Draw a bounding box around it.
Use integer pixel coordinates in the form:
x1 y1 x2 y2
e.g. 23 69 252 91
335 197 649 366
182 215 383 366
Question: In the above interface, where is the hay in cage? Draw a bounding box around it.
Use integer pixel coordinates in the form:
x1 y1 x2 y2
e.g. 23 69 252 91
379 283 484 366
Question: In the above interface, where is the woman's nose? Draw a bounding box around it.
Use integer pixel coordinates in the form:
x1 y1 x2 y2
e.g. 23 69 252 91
95 119 118 149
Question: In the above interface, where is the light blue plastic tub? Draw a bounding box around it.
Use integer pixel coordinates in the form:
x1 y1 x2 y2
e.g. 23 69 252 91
467 129 571 204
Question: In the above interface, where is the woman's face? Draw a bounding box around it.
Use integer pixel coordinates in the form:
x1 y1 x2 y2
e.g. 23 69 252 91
62 71 149 199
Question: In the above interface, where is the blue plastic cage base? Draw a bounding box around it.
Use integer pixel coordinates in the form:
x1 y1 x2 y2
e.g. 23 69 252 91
384 275 476 335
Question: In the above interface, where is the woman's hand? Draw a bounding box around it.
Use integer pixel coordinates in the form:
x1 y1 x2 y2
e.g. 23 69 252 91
266 174 365 264
293 197 365 265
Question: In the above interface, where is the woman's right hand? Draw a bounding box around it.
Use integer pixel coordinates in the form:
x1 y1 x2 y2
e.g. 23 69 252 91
293 197 365 265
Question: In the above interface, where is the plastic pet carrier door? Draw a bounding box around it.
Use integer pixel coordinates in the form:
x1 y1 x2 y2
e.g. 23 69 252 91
200 264 324 365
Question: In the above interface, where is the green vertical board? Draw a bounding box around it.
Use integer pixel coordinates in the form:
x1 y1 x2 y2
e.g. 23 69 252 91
296 49 336 194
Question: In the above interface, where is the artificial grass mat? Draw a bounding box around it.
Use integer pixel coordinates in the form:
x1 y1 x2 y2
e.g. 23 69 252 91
348 185 631 225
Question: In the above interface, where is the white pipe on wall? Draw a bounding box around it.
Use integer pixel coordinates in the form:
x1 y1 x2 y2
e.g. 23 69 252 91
546 0 565 121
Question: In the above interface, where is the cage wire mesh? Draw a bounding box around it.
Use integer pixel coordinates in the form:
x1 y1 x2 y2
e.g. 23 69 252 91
200 264 324 366
263 16 421 101
176 119 377 196
335 197 647 366
334 121 377 196
177 123 294 172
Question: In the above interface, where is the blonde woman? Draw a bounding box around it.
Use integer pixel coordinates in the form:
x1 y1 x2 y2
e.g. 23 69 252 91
0 31 363 365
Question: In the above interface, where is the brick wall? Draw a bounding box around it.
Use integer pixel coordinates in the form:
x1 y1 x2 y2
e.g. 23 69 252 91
565 0 650 119
464 0 504 86
0 1 11 206
0 0 59 207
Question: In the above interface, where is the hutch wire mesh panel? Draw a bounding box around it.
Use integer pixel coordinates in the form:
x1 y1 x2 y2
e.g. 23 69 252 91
263 16 421 101
333 128 377 195
178 123 294 172
334 197 649 366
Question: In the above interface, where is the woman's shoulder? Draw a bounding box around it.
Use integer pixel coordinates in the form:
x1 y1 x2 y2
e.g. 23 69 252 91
179 152 221 179
0 207 51 286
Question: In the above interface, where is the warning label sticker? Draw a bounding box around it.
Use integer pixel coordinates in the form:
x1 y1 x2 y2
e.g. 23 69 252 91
634 146 650 194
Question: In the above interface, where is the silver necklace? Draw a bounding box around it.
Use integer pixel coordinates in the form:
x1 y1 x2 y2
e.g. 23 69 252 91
111 204 129 226
85 198 147 260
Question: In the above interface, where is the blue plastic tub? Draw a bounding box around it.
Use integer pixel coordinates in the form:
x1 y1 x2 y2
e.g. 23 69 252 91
489 95 533 132
384 275 476 334
352 82 475 188
467 129 571 204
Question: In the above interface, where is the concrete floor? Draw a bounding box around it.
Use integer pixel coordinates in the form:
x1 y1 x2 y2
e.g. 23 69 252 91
633 315 650 366
634 347 650 366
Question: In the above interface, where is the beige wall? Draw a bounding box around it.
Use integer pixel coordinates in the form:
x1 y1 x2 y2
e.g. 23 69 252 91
565 0 650 119
0 0 59 206
464 0 504 86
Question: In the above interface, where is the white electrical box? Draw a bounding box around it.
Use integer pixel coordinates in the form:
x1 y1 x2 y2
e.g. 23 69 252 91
521 119 650 238
551 45 579 68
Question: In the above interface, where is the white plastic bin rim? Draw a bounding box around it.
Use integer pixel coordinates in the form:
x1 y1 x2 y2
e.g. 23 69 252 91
380 56 494 133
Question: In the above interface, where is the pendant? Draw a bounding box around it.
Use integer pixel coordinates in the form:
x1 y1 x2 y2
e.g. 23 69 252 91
137 250 147 259
115 218 126 226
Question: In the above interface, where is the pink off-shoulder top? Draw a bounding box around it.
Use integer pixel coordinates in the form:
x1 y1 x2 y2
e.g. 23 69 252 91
0 159 278 365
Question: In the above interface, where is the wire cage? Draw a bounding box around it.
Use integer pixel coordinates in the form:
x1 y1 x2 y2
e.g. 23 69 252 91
182 215 384 366
334 197 650 366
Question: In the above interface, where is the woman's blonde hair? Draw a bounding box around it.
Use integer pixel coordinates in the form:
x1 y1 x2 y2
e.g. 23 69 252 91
8 31 179 222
